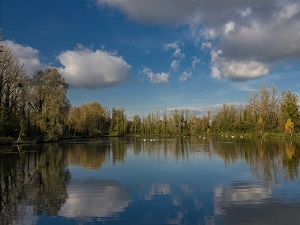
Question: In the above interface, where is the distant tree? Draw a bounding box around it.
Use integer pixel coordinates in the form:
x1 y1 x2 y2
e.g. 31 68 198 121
280 90 300 132
257 116 264 135
69 102 108 137
66 106 80 136
249 85 279 133
131 115 141 134
109 107 127 136
285 118 294 137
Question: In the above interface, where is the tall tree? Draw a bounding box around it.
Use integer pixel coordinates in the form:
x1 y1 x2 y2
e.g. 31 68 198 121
0 39 29 137
109 107 127 136
280 90 300 132
249 85 279 133
29 68 70 141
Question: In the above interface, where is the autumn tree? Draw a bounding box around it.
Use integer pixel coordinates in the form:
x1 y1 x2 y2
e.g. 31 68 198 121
280 90 300 132
249 85 279 133
70 102 109 137
285 118 294 137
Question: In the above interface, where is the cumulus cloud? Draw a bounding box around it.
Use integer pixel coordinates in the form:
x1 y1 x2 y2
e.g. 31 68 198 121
3 40 47 74
211 50 269 80
141 67 169 84
58 46 131 88
96 0 300 81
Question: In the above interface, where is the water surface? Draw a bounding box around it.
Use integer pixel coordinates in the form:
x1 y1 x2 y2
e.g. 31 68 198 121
1 136 300 225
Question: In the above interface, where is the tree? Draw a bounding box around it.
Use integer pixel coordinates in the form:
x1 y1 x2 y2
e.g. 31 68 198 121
29 68 70 141
66 106 80 136
109 107 127 136
249 85 280 133
257 116 264 135
280 90 300 132
131 115 141 134
0 38 29 138
71 102 109 137
285 118 294 137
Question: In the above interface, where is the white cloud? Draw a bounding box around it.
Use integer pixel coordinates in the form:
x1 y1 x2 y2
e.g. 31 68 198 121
3 40 47 74
179 71 192 82
224 21 235 35
211 50 269 80
201 42 212 50
171 60 180 71
192 56 201 69
164 41 185 59
141 67 169 84
278 3 300 20
58 46 131 89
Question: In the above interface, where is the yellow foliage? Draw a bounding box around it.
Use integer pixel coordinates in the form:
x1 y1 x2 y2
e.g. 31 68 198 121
285 118 294 135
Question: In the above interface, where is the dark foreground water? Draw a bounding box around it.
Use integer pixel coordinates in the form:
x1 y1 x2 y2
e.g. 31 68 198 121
2 136 300 225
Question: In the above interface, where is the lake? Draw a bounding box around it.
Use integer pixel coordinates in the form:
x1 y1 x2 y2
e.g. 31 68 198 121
2 136 300 225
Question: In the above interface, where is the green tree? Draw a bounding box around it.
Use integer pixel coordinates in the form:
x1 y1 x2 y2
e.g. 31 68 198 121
29 68 70 141
131 115 141 134
109 107 127 136
280 90 300 132
75 102 109 136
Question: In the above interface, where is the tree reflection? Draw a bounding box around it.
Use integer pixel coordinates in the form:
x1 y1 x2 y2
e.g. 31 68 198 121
0 144 70 224
65 141 111 169
129 136 300 185
1 137 300 224
283 142 300 181
209 137 300 185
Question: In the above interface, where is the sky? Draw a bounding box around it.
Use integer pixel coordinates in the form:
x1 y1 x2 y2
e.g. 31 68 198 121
1 0 300 118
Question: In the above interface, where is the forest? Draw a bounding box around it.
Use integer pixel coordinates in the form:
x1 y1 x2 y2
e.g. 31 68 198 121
0 36 299 143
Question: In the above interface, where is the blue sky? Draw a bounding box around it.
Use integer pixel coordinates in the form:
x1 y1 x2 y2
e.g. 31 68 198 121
2 0 300 118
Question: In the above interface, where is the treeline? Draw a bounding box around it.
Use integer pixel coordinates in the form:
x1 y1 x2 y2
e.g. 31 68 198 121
66 84 298 137
1 37 299 142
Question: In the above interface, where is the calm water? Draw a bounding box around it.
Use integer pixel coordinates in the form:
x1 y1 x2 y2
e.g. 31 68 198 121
2 136 300 225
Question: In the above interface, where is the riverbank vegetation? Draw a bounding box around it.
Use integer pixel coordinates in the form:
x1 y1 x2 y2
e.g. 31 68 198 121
1 36 300 143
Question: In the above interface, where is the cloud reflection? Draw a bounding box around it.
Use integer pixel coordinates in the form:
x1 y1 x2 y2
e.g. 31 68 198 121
59 179 131 219
214 184 272 215
214 184 300 224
